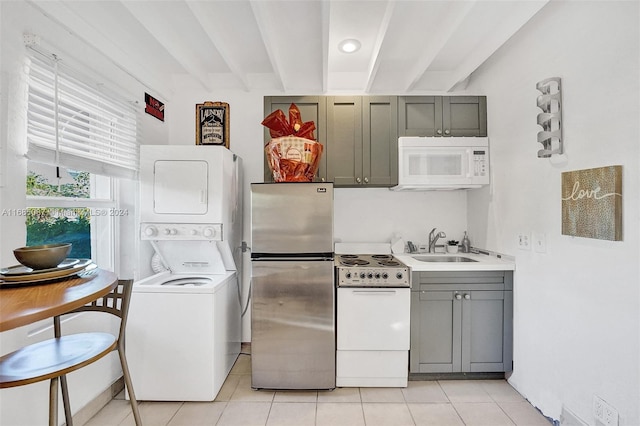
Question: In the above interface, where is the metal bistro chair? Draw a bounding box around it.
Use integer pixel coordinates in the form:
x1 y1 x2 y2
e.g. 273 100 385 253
0 279 142 426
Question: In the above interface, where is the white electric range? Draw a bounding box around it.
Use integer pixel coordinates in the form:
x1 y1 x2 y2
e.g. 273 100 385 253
334 243 411 387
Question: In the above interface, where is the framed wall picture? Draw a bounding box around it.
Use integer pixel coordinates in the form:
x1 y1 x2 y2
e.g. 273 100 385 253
196 101 229 147
561 165 622 241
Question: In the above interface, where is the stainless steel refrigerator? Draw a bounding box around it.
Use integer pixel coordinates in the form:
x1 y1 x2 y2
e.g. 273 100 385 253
250 182 335 390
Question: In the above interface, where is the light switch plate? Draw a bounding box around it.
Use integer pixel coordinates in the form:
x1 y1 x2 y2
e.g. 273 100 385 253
534 232 547 253
517 232 531 250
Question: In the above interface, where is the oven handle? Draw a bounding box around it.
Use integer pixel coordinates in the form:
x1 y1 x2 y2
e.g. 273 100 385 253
351 290 397 295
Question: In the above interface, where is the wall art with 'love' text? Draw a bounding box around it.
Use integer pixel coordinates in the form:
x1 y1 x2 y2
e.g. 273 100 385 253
561 165 622 241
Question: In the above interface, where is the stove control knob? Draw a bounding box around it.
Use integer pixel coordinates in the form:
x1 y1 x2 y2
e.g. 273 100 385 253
359 272 366 279
382 272 389 279
396 272 403 280
345 272 352 279
203 227 216 238
144 225 157 237
374 273 381 279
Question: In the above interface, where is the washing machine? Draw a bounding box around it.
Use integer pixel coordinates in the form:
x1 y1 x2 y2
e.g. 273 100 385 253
127 270 240 401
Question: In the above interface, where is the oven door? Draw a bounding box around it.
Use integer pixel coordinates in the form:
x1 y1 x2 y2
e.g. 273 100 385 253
337 287 410 350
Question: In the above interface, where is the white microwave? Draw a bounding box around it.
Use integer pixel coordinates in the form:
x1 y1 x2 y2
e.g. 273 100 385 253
392 137 490 190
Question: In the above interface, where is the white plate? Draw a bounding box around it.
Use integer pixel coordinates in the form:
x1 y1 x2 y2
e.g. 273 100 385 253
1 258 80 276
0 259 93 282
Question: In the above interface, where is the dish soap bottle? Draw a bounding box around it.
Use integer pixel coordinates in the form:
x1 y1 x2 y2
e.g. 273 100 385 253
461 231 470 253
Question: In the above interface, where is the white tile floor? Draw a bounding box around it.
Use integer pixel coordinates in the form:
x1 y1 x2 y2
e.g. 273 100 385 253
84 354 551 425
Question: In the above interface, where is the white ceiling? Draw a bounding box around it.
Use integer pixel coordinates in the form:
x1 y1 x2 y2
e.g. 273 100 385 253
26 0 549 99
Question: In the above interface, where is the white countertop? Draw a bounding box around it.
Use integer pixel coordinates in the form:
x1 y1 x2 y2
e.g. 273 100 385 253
394 251 515 272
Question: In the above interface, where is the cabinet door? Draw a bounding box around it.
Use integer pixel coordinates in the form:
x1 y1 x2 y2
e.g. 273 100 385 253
398 96 443 137
461 290 511 372
326 96 362 186
442 96 487 137
363 96 398 186
410 291 462 373
263 96 327 182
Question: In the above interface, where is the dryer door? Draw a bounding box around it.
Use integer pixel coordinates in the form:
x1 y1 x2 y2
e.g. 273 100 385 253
154 160 208 215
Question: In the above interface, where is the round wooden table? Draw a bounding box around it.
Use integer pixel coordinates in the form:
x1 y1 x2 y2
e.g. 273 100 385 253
0 269 118 332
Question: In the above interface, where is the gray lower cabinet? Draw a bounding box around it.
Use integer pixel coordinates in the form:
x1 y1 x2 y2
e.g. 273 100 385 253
263 96 327 183
399 96 487 137
326 96 398 187
410 271 513 374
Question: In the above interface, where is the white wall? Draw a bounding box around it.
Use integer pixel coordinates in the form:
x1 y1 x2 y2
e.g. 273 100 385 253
466 1 639 425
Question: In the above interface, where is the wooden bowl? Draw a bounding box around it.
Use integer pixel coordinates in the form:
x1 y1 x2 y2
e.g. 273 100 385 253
13 243 72 270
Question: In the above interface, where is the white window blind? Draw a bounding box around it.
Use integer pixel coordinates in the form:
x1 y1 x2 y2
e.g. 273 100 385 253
26 52 139 179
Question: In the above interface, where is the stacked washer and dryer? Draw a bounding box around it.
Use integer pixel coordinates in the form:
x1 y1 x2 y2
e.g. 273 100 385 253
126 145 243 401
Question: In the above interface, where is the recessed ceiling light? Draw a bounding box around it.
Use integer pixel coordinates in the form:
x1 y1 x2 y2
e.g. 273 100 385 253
338 39 361 54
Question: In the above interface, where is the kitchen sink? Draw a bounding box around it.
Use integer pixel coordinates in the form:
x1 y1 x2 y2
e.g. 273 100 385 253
411 255 478 263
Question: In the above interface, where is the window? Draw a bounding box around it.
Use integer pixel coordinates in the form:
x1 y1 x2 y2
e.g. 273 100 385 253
26 163 115 267
24 48 138 272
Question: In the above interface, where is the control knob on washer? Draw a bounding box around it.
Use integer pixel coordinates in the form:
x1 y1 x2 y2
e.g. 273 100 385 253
144 225 157 237
396 272 403 279
203 227 216 238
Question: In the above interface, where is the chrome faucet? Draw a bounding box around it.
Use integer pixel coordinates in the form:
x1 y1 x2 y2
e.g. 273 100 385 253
428 228 447 253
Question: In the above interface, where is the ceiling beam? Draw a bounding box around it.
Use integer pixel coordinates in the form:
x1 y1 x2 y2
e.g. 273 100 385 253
250 1 285 92
405 0 476 92
365 0 396 93
443 0 550 92
25 0 173 100
185 1 249 91
121 0 212 91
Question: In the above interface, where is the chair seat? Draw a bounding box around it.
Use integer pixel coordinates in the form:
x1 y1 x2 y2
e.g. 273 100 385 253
0 332 116 388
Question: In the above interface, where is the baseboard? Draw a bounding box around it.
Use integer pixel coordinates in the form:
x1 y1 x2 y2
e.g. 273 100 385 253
66 377 124 426
409 372 506 381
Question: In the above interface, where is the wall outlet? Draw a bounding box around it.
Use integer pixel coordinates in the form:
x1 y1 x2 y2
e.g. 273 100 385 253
517 232 531 250
593 395 619 426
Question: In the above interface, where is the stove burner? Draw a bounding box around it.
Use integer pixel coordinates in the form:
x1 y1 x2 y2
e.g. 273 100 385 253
378 260 401 267
341 259 370 266
371 254 393 260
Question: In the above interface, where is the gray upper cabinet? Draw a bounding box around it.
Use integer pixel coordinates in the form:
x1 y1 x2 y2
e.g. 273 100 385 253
263 96 327 183
399 96 487 137
264 95 483 186
326 96 398 187
326 97 362 186
363 97 398 187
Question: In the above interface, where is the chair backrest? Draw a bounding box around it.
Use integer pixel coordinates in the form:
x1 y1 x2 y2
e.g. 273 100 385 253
66 279 134 340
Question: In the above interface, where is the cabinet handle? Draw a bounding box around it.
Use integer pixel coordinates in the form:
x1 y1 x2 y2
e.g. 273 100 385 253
356 177 362 183
455 294 462 300
437 129 443 135
444 129 451 135
464 294 470 300
364 177 369 184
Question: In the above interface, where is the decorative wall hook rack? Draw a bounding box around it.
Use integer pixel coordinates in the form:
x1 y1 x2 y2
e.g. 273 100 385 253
536 77 563 158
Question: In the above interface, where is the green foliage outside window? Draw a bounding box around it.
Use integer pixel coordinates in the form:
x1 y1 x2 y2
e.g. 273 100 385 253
26 169 92 258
